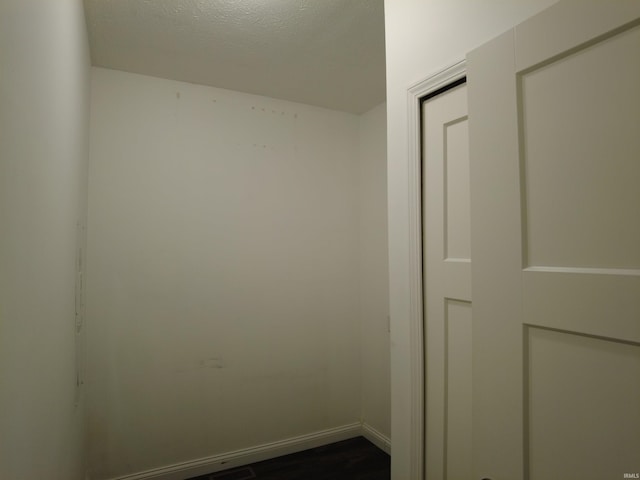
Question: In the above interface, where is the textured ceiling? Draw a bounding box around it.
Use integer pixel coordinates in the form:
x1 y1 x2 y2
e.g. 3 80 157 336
83 0 386 114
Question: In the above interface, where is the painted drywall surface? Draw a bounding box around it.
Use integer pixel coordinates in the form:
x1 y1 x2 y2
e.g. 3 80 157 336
0 0 90 479
86 67 362 479
358 103 390 439
383 0 558 477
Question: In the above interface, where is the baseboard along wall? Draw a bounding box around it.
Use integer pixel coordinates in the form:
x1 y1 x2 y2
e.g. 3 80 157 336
109 421 389 480
361 422 391 455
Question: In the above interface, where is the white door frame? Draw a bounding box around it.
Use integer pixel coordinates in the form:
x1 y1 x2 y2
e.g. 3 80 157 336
405 59 467 479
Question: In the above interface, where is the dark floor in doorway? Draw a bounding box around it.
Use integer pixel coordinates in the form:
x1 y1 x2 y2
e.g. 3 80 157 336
187 436 390 480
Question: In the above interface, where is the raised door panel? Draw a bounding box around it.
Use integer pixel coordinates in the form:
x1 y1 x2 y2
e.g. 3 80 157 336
444 118 471 262
527 327 640 480
445 300 472 480
520 24 640 271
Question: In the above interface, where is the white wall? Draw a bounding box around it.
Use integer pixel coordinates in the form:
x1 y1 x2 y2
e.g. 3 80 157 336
86 68 366 479
0 0 90 479
358 103 390 440
383 0 558 477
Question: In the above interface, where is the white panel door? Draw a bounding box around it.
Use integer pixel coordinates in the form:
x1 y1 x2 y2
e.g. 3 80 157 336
423 83 473 480
468 2 640 480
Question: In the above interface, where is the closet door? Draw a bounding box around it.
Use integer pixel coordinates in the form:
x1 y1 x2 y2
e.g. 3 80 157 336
423 83 473 480
468 2 640 479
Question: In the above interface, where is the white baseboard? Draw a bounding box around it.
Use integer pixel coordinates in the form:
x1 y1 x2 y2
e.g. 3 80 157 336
361 422 391 455
111 422 362 480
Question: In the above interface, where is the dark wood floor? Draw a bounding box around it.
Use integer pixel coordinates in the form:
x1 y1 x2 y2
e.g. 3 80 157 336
188 436 390 480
